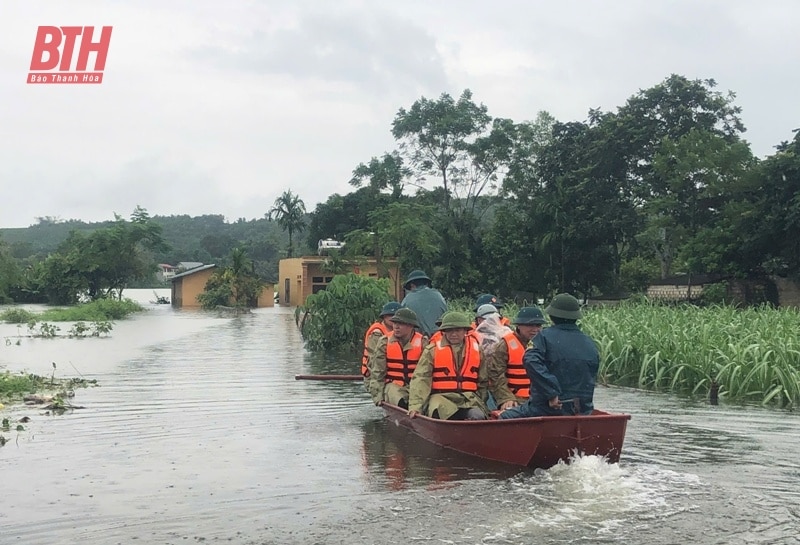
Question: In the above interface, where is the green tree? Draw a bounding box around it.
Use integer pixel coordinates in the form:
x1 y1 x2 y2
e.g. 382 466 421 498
267 190 307 257
0 237 21 303
647 128 753 286
36 206 168 303
606 75 747 278
198 247 264 309
390 89 513 295
349 152 410 199
306 187 393 249
297 273 391 351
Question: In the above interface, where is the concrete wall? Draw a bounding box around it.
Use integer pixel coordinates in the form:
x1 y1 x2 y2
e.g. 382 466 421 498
277 256 401 306
646 284 704 300
256 284 275 307
772 276 800 307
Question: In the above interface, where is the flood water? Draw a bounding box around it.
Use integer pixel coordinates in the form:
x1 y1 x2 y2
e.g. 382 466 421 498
1 289 798 545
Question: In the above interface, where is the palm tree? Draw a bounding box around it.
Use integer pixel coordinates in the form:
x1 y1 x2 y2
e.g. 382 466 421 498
267 190 307 257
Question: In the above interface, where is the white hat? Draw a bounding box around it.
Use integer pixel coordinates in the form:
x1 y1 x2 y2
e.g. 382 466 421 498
476 304 499 318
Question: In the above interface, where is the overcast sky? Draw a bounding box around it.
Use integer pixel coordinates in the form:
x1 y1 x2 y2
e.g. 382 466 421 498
1 0 798 228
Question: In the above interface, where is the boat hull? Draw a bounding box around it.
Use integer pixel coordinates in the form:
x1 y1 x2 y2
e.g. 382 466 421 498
380 402 631 469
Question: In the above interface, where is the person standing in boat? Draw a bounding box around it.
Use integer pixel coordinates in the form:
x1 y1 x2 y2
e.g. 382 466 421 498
400 269 447 338
366 308 424 409
498 294 599 418
407 311 490 421
361 301 401 379
488 306 546 411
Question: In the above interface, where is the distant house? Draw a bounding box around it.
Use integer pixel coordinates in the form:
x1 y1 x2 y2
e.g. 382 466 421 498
156 263 179 283
277 256 400 307
170 264 275 309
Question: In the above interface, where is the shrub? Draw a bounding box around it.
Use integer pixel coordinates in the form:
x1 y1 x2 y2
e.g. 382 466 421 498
0 308 37 324
297 273 392 351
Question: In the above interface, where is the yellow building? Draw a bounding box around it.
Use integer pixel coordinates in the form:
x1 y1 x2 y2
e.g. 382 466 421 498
171 264 275 309
277 256 401 306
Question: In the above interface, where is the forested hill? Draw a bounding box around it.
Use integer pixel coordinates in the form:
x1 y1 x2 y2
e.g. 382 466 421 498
0 214 302 282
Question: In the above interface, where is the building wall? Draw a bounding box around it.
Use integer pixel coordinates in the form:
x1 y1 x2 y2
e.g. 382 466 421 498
277 257 401 307
172 268 216 308
256 284 275 307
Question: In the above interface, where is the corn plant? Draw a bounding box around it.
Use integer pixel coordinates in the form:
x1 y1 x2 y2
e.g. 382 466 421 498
582 301 800 408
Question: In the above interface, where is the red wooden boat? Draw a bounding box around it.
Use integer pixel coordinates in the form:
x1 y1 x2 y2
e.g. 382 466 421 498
379 402 631 469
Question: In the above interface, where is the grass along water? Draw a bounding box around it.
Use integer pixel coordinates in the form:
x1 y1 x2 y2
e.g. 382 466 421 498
580 302 800 408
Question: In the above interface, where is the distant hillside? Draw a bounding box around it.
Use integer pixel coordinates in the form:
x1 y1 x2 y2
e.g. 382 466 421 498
0 214 313 282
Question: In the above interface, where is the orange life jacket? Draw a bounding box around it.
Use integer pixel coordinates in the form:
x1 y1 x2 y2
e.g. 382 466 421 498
385 332 424 386
502 330 530 399
361 322 390 376
429 331 442 344
431 334 482 393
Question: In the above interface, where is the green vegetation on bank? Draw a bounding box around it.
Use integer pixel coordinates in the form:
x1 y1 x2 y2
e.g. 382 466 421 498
0 371 97 402
581 302 800 409
299 284 798 409
1 298 144 324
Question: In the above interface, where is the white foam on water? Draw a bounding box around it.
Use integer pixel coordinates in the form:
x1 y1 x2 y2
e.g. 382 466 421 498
481 452 704 542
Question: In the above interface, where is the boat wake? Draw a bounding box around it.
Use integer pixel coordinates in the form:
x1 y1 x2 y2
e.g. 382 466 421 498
481 454 703 542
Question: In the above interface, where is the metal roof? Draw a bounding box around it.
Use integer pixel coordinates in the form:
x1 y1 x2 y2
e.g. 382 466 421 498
170 263 217 281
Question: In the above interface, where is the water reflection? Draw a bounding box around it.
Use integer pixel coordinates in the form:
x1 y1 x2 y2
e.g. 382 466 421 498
359 418 522 491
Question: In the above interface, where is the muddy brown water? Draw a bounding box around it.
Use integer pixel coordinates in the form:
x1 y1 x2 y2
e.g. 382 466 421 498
1 289 798 545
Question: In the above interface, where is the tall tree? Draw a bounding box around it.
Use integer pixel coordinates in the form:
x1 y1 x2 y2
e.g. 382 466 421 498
646 128 753 283
605 74 747 277
267 190 306 257
348 152 410 199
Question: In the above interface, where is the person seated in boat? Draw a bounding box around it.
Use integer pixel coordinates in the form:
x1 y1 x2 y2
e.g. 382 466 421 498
400 269 447 338
488 306 546 411
407 311 490 421
498 294 599 419
366 308 424 409
473 304 512 354
361 301 401 379
471 294 511 328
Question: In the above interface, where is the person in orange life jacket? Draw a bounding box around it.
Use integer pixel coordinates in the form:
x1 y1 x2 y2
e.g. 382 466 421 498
498 294 599 419
471 294 511 329
366 308 424 409
488 306 546 411
407 311 490 421
361 301 401 378
426 316 445 345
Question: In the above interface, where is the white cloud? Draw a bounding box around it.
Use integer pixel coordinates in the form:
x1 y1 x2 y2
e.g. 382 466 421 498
1 0 798 227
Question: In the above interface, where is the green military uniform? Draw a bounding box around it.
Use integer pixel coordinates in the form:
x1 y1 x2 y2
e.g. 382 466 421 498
408 333 489 420
487 331 530 406
363 328 388 395
367 334 421 406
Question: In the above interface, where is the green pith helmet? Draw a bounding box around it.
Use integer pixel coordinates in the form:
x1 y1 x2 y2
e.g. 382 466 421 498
545 293 582 320
379 301 402 317
513 306 546 325
404 269 432 290
390 307 419 327
437 311 472 331
474 293 503 311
